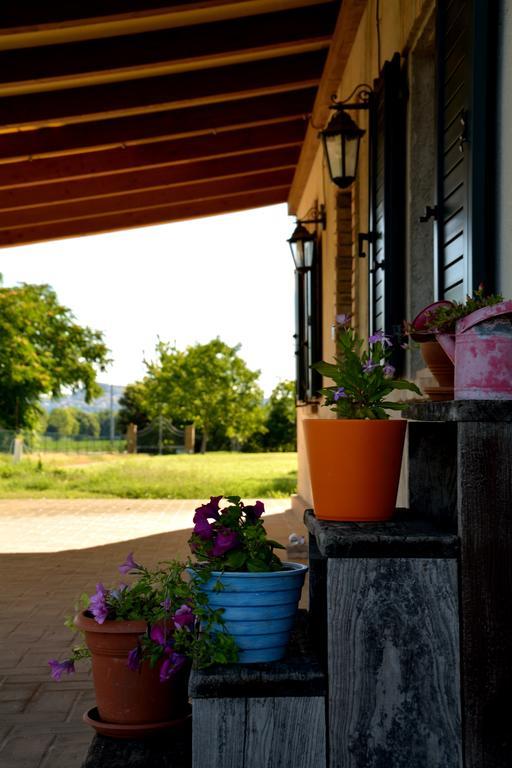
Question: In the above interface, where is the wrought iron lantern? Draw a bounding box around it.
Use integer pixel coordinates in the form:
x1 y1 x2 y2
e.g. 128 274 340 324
287 205 326 272
321 110 365 188
320 85 372 189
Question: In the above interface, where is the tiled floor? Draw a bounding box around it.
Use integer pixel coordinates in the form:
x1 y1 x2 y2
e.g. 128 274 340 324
0 499 306 768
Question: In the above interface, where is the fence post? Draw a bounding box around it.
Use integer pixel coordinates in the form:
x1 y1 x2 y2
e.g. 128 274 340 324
185 424 195 454
13 435 23 463
127 423 137 454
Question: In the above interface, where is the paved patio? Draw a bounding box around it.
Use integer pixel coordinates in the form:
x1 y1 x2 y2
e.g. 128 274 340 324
0 499 306 768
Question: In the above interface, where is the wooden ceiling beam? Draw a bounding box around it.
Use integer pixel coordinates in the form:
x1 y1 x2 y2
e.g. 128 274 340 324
0 120 306 189
0 1 334 50
0 146 300 210
0 51 325 131
0 5 337 95
0 168 294 229
0 89 316 162
0 187 290 248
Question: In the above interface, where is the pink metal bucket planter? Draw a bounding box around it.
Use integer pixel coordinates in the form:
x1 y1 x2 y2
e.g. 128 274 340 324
436 300 512 399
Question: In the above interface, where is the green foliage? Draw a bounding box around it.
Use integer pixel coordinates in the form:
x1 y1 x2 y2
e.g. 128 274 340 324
263 380 296 451
315 321 421 419
0 284 109 430
74 409 100 438
46 407 80 437
117 381 151 433
426 287 504 333
144 338 265 452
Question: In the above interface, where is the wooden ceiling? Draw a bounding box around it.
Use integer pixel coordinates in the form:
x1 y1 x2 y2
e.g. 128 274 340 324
0 0 347 247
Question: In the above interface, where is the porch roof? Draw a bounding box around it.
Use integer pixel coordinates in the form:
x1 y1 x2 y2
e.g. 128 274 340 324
0 0 365 248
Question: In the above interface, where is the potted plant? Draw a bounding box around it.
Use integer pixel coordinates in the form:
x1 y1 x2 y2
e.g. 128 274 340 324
303 315 421 521
411 288 512 400
408 300 455 399
49 554 237 737
188 495 307 663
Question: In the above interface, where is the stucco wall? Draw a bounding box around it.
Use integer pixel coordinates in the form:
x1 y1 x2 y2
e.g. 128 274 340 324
497 0 512 297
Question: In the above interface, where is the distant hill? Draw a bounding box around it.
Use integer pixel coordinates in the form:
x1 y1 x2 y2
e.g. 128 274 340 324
41 383 125 414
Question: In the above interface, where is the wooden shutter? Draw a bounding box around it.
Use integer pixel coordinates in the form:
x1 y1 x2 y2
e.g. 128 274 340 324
369 53 406 366
436 0 496 300
294 243 322 403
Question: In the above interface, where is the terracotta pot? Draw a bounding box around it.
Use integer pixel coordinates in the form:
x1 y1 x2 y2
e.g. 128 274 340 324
75 611 188 726
303 418 407 521
420 340 454 387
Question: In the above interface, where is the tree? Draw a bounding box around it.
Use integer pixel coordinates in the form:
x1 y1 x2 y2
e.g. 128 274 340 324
145 339 265 453
0 284 109 430
74 409 100 438
263 381 296 451
117 381 151 434
47 407 80 437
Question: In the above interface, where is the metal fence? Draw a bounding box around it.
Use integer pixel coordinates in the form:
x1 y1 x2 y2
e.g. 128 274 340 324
0 429 126 455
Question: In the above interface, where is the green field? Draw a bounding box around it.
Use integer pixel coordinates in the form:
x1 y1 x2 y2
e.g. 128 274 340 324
0 452 297 499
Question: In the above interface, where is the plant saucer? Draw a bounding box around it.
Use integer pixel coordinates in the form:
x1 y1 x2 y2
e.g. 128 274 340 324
83 706 191 739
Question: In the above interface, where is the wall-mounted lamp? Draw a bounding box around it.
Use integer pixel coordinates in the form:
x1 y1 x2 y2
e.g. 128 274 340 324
320 86 372 188
287 204 326 272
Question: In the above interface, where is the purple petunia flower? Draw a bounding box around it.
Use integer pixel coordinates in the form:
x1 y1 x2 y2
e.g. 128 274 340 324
127 645 142 672
159 652 187 682
150 625 167 646
89 583 109 624
333 387 347 401
211 528 239 557
161 596 172 612
173 604 195 630
244 500 265 521
118 552 142 575
193 496 223 539
383 363 396 378
48 658 75 681
368 331 392 347
362 359 377 373
192 514 214 540
336 313 351 326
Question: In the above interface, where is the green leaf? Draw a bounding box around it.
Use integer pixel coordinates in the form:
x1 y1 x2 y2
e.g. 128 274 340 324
391 380 422 394
312 361 342 381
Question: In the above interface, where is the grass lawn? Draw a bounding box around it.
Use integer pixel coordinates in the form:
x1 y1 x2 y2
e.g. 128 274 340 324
0 452 297 499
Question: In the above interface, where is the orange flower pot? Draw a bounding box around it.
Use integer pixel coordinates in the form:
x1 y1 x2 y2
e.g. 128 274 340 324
74 611 189 727
303 418 407 521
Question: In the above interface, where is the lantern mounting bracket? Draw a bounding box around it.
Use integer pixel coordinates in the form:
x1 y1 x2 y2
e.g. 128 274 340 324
295 203 326 230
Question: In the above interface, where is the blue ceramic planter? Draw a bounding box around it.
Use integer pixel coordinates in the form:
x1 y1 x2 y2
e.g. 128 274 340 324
192 562 307 663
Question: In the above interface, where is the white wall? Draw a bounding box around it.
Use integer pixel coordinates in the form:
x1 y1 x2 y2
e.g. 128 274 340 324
497 0 512 296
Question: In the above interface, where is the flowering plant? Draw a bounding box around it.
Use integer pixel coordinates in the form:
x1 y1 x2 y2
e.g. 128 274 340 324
424 287 504 334
407 287 504 341
313 314 421 419
48 554 238 682
188 495 285 572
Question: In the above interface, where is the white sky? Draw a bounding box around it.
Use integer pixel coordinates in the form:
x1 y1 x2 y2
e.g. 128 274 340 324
0 203 296 396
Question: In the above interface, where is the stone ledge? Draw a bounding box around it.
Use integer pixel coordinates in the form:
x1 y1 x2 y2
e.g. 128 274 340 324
189 611 325 699
305 509 459 558
404 400 512 422
81 720 191 768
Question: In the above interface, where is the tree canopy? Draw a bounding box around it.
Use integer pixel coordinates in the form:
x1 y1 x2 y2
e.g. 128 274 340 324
263 380 296 452
145 338 265 452
0 283 109 430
